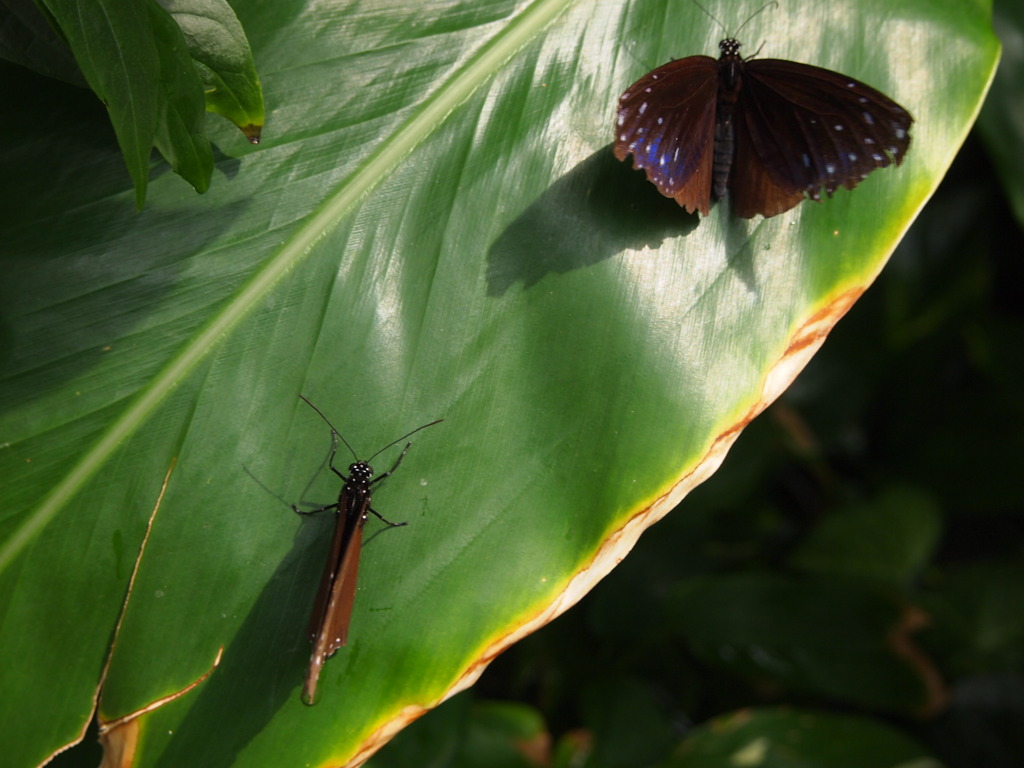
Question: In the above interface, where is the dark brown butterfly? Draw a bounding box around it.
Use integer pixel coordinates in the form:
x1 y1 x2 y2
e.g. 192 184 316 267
613 37 913 218
292 395 442 705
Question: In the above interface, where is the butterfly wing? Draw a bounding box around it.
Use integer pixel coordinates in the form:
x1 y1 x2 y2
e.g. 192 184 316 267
302 492 366 705
614 56 719 215
321 517 364 655
732 58 913 218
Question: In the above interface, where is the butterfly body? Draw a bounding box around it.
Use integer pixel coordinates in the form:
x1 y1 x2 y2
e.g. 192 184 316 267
614 38 913 218
292 395 442 705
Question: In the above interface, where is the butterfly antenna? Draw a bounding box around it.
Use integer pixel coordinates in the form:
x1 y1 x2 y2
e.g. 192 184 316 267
367 419 444 463
690 0 727 34
734 1 778 38
298 394 359 460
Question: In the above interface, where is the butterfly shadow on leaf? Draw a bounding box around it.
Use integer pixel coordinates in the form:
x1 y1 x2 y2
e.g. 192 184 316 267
144 488 329 768
486 145 699 297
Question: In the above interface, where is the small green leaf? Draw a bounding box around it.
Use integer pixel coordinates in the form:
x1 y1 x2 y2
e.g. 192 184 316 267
662 708 943 768
147 0 213 192
159 0 265 143
37 0 214 205
790 486 943 584
670 573 944 715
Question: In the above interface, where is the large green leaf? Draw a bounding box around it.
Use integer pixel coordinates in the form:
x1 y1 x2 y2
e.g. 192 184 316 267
0 0 997 767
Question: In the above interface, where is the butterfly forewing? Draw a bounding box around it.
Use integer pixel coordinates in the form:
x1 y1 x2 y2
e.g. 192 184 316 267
307 494 366 651
614 56 719 214
321 510 364 655
302 491 368 705
306 503 349 643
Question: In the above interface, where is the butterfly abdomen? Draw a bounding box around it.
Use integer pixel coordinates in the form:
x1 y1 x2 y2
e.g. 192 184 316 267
713 41 744 202
712 118 733 200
